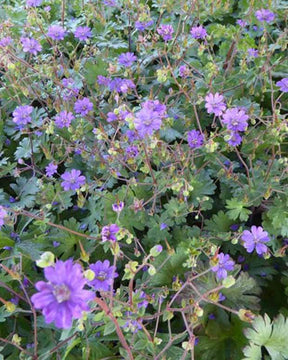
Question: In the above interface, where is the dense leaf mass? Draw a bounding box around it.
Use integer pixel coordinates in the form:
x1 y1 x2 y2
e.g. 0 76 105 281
0 0 287 359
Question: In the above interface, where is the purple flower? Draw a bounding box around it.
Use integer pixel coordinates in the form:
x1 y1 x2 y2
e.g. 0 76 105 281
97 75 111 86
190 25 207 39
12 105 33 126
205 92 226 116
0 37 12 47
118 52 137 67
0 206 8 228
276 78 288 93
125 145 139 159
61 169 86 191
135 20 153 31
222 108 249 132
212 253 235 280
255 9 275 23
157 24 174 41
122 316 142 333
187 130 204 149
160 223 168 230
89 260 118 291
179 65 190 78
118 79 136 93
102 0 117 6
112 201 124 212
226 131 242 146
53 241 60 247
101 224 119 242
134 290 148 309
74 26 92 41
61 78 80 100
74 98 93 116
237 19 248 27
134 100 167 138
47 25 66 41
241 226 270 255
21 37 42 55
247 48 259 58
54 111 74 128
31 259 94 329
45 163 58 177
26 0 42 6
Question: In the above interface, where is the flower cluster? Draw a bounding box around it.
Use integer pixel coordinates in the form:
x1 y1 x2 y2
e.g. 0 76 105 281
255 9 275 23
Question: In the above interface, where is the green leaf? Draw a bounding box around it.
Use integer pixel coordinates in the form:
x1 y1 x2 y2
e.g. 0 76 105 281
103 321 116 336
226 198 252 221
243 314 288 360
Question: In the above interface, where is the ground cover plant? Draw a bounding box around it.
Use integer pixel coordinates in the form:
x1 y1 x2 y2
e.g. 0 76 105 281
0 0 287 359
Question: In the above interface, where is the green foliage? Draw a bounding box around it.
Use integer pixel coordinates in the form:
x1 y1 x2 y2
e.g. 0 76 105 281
243 314 288 360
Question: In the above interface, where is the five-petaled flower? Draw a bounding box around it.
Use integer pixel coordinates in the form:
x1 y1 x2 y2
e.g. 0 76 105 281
12 105 33 126
74 97 93 116
31 259 94 329
21 37 42 55
241 226 270 255
276 78 288 93
74 26 92 41
101 224 120 242
205 93 226 116
222 108 249 132
187 129 204 149
89 260 118 291
47 25 66 40
212 253 235 280
118 52 137 67
61 169 86 191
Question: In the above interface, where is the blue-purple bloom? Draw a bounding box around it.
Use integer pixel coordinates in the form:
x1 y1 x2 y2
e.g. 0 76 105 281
205 92 226 116
237 19 248 27
276 78 288 93
134 100 167 138
47 25 66 41
89 260 118 291
101 224 119 242
54 111 74 128
26 0 42 6
112 201 124 212
135 20 153 31
190 25 207 39
74 97 93 116
0 206 8 228
31 259 94 329
247 48 259 58
157 24 174 41
12 105 33 126
0 37 12 47
241 226 270 255
212 253 235 280
118 52 137 67
74 26 92 41
187 130 204 149
102 0 117 5
255 9 275 23
179 65 190 78
226 131 242 146
21 37 42 55
45 163 58 177
61 78 80 101
61 169 86 191
222 108 249 132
